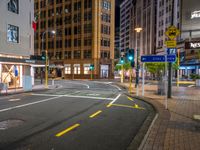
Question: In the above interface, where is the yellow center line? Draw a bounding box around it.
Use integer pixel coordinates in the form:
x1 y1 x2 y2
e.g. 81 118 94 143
89 110 102 118
127 96 134 101
55 123 80 137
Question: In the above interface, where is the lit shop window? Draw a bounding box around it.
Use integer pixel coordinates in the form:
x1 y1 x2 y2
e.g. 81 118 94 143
84 66 90 74
65 66 71 74
7 24 19 43
8 0 19 14
74 66 80 74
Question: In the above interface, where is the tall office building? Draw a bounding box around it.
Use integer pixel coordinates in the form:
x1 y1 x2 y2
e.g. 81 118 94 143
120 0 133 53
0 0 34 89
34 0 115 79
130 0 156 56
156 0 181 54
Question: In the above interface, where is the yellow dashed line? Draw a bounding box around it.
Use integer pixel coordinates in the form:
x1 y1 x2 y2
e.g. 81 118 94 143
89 110 102 118
55 124 80 137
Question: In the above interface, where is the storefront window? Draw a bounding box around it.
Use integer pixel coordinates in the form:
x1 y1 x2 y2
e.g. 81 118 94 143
84 66 90 74
74 65 80 74
65 66 71 74
1 64 21 88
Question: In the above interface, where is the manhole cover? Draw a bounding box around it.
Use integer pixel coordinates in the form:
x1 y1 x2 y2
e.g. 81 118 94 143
0 119 24 130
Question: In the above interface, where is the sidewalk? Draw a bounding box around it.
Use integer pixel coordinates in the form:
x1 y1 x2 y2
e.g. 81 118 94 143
119 82 200 150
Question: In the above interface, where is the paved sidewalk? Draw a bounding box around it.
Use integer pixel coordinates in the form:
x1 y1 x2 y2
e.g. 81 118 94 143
119 82 200 150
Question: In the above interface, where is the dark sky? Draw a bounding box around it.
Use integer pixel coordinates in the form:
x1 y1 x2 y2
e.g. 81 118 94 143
115 0 124 28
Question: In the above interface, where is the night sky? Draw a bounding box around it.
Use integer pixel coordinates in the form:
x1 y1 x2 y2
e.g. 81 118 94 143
115 0 124 28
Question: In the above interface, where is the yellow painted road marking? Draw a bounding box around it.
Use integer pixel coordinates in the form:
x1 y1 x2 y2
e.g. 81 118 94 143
127 96 134 101
107 103 112 108
111 103 145 110
89 110 102 118
55 124 80 137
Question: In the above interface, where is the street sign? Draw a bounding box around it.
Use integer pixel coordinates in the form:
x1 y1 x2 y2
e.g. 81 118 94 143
165 26 180 40
165 40 177 48
167 48 177 55
141 55 176 62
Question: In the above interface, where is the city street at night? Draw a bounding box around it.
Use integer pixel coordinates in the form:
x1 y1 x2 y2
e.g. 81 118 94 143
0 80 154 150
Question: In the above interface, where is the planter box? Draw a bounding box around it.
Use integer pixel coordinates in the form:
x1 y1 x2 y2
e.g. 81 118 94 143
196 79 200 87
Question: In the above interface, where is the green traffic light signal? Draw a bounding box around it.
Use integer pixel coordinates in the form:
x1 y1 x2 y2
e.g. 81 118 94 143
120 57 124 64
90 64 94 70
41 51 46 60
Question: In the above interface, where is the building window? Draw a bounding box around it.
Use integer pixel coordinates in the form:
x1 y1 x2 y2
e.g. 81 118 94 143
8 0 19 14
64 51 71 59
84 24 92 33
7 24 19 43
65 66 71 74
84 39 92 46
74 50 81 59
84 0 92 9
84 66 90 74
74 1 81 11
102 0 111 10
84 50 92 59
74 38 81 47
74 65 80 74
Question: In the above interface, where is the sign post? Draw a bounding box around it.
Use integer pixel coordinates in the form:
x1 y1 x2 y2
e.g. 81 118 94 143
165 25 180 99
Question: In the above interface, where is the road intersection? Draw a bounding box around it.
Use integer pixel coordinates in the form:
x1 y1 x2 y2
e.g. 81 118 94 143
0 80 154 150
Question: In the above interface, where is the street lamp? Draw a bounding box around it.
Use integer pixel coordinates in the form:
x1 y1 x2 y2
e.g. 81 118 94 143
42 30 56 88
135 27 142 96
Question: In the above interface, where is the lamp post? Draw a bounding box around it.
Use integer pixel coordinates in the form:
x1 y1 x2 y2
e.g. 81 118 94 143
41 30 56 88
135 27 142 96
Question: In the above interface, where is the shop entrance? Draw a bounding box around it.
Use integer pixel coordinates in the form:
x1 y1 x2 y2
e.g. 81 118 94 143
100 65 109 78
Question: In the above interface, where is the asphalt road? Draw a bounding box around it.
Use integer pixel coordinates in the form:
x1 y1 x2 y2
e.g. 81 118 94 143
0 80 154 150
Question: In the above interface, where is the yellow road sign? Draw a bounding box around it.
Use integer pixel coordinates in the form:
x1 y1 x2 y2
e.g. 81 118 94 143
165 26 180 40
165 40 177 48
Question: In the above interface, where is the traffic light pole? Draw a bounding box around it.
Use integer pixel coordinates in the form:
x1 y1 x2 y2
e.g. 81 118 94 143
45 50 48 88
136 48 139 96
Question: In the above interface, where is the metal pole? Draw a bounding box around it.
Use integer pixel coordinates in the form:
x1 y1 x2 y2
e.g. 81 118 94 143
142 63 145 96
177 49 180 87
45 50 48 88
129 68 132 93
168 0 174 98
121 65 124 83
136 48 139 96
165 49 168 109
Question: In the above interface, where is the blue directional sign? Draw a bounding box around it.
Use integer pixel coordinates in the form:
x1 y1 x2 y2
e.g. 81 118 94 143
141 55 176 62
167 48 177 55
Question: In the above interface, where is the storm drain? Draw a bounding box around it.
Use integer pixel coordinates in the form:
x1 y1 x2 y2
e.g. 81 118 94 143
0 119 24 130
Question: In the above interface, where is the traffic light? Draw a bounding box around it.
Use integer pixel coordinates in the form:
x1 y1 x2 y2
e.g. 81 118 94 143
128 49 134 61
90 64 94 71
120 57 124 64
41 51 46 60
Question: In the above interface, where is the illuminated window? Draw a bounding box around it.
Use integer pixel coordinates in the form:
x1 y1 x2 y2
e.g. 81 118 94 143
74 65 80 74
65 66 71 74
84 66 90 74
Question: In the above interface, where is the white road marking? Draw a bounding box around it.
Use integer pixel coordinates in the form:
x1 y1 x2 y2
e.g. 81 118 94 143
87 93 100 96
188 85 194 88
108 84 121 91
0 96 62 113
109 94 121 105
9 99 21 102
31 93 114 101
